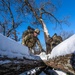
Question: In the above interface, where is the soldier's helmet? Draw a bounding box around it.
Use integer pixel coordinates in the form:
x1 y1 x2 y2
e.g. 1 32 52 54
34 29 40 34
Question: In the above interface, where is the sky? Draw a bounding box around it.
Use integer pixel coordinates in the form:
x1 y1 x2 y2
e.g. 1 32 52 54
0 0 75 48
16 0 75 47
46 0 75 45
0 1 75 74
47 0 75 35
56 0 75 31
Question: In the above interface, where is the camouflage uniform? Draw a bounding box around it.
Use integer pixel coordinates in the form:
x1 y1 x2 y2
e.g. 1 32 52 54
22 29 42 54
46 36 53 54
22 29 33 45
51 33 62 49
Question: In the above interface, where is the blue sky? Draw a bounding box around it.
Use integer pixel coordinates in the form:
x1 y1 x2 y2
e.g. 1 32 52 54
17 0 75 46
48 0 75 36
59 0 75 31
44 0 75 45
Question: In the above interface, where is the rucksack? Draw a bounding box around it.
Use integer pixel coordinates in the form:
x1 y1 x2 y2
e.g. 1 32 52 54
22 26 34 39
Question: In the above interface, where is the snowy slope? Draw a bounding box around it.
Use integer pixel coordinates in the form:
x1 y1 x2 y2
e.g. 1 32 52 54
39 34 75 60
0 33 75 60
48 34 75 59
0 34 40 60
0 33 69 75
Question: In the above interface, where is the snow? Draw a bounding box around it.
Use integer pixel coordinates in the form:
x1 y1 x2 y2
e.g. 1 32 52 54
39 34 75 60
48 34 75 59
40 19 49 36
39 52 48 60
0 33 75 60
0 33 75 75
0 60 11 64
20 68 66 75
54 70 66 75
0 33 40 60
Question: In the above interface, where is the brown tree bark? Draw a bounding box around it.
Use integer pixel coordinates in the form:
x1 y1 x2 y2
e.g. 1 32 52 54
0 53 75 75
43 53 75 74
0 56 46 75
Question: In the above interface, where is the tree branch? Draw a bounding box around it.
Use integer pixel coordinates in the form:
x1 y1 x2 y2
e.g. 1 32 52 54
41 8 60 24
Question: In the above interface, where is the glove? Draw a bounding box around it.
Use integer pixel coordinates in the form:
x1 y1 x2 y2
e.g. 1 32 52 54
41 49 45 52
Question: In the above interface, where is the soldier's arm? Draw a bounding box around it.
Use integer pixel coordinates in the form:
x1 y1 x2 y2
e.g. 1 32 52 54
22 34 31 45
37 38 42 50
24 34 31 41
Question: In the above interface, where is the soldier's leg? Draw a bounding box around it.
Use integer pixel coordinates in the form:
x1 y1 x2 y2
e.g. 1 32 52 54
31 49 35 54
22 38 25 45
29 48 35 55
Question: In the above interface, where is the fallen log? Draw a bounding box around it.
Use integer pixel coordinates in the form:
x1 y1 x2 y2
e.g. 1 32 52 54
1 53 75 75
43 53 75 75
42 34 75 75
0 56 46 75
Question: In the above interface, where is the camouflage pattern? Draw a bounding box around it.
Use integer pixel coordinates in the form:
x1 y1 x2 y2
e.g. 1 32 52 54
46 33 63 54
51 33 63 49
22 28 34 45
22 29 33 39
22 32 42 54
46 37 53 53
52 33 62 43
34 29 40 34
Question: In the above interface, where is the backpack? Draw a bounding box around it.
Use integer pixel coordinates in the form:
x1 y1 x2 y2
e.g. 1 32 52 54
22 26 34 39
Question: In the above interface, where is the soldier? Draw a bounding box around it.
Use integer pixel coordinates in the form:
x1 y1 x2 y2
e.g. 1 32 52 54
51 33 63 49
46 36 53 54
22 28 43 55
22 26 34 45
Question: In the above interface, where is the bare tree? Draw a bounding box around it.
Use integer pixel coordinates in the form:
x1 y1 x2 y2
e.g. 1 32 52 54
59 30 74 40
0 0 69 43
0 26 3 34
16 0 69 53
0 0 75 74
0 0 23 41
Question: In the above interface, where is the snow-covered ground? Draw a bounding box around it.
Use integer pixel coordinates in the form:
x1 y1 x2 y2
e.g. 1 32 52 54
0 33 40 62
1 33 75 75
1 33 75 61
48 34 75 59
38 34 75 60
20 69 66 75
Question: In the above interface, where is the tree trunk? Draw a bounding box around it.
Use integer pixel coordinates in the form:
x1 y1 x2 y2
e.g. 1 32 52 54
1 53 75 75
24 0 50 54
39 19 50 54
0 56 46 75
44 53 75 74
